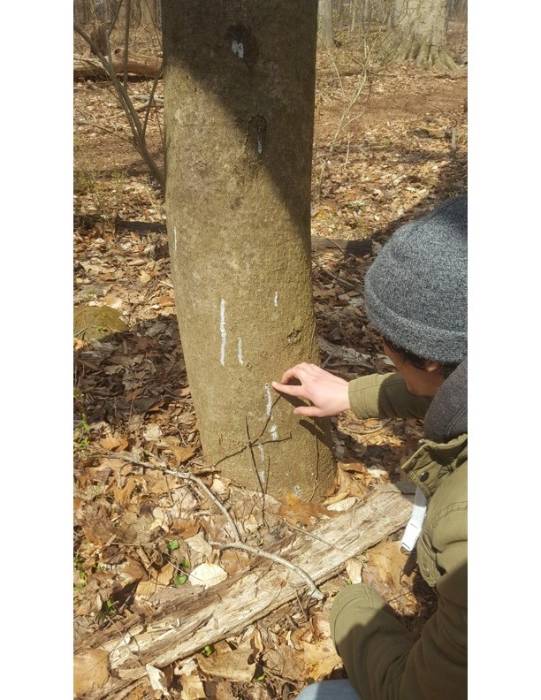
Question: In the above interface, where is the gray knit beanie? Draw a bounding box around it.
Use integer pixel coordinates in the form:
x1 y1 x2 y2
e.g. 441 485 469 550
364 196 467 364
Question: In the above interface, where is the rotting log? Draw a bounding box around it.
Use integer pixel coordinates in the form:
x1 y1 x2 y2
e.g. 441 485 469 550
79 485 413 699
74 49 161 80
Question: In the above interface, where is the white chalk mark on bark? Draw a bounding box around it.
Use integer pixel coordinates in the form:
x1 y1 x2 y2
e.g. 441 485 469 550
173 226 178 256
274 291 279 307
231 40 244 59
264 384 279 440
219 299 226 366
237 337 244 365
264 384 273 416
257 444 265 463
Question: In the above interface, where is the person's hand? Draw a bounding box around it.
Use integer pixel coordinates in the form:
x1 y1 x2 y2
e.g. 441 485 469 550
271 363 351 417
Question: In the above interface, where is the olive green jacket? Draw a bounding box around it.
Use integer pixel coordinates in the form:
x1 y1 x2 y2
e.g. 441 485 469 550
331 372 467 700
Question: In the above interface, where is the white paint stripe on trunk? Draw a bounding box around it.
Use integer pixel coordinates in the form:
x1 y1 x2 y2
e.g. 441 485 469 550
237 337 244 365
219 299 226 366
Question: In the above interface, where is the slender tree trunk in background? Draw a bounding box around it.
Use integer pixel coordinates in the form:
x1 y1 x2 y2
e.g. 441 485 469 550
318 0 334 48
349 0 358 36
390 0 459 69
74 0 91 25
163 1 336 500
154 0 162 30
91 0 112 58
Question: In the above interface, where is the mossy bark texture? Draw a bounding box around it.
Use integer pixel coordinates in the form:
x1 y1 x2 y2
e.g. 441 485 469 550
163 1 335 500
390 0 459 70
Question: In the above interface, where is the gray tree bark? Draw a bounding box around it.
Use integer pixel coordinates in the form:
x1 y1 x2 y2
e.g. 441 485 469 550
318 0 334 48
163 1 335 500
390 0 459 69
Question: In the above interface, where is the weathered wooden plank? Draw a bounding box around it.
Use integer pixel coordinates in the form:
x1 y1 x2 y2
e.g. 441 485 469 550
84 486 412 698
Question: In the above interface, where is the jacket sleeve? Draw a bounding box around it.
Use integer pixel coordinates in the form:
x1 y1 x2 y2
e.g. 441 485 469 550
348 373 433 421
330 552 467 700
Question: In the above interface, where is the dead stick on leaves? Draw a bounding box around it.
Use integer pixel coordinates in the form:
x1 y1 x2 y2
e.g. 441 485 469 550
109 452 242 542
209 541 324 601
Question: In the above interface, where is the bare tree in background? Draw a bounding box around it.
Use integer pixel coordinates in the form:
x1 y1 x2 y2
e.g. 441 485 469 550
389 0 459 69
163 0 335 500
318 0 334 48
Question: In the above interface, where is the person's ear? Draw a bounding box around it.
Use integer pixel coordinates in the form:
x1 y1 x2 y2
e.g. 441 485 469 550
425 361 442 374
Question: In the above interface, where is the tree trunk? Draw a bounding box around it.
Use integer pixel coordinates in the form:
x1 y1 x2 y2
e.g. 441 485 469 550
318 0 334 48
163 1 336 501
390 0 458 70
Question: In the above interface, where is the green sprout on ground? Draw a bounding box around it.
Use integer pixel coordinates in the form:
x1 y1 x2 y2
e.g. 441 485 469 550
74 412 91 452
97 598 118 624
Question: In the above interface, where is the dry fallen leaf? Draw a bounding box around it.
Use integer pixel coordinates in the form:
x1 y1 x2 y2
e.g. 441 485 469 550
177 659 206 700
74 648 110 697
214 681 237 700
185 532 213 560
113 475 139 506
170 518 200 538
324 466 368 505
143 423 163 442
264 643 304 681
157 562 175 586
146 664 170 698
219 548 250 577
302 638 342 680
136 579 159 600
310 611 332 640
365 540 408 591
144 471 172 495
117 559 147 587
100 434 129 451
189 563 228 588
345 558 364 584
171 444 197 464
278 493 334 526
197 643 255 683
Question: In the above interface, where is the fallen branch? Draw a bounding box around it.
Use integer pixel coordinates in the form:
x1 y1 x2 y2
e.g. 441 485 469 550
78 486 412 699
209 540 323 601
74 50 162 81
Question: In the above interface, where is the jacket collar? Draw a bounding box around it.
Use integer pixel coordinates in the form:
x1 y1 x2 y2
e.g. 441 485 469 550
424 357 467 443
402 433 467 499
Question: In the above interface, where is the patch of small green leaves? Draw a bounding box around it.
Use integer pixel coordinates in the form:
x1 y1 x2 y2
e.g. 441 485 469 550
97 597 118 623
201 644 215 657
74 413 91 451
174 573 188 586
167 539 180 552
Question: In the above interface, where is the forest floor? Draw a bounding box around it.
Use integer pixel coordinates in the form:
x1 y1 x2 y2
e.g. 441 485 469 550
74 29 467 700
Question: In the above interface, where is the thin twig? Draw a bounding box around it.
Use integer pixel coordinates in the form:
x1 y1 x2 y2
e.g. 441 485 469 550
142 69 162 139
284 522 352 557
245 416 268 527
316 263 359 291
109 452 242 542
209 541 324 601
